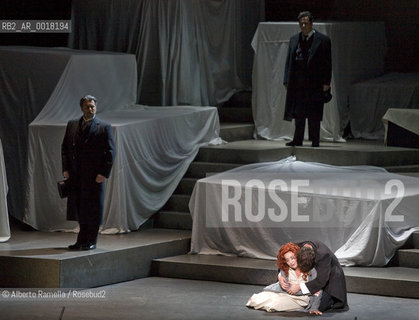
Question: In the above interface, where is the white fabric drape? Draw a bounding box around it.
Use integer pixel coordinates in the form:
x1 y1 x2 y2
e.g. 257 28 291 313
5 46 222 233
69 0 265 106
0 139 10 242
189 158 419 266
0 47 72 221
25 106 221 233
251 22 386 141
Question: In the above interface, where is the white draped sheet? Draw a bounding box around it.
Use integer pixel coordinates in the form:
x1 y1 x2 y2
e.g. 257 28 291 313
10 47 222 233
189 158 419 266
69 0 265 106
350 73 419 139
251 22 386 141
25 106 221 233
0 139 10 242
0 46 137 222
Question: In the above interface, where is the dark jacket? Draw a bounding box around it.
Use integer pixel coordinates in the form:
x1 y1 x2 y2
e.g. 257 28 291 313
297 240 348 310
283 30 332 121
61 116 115 224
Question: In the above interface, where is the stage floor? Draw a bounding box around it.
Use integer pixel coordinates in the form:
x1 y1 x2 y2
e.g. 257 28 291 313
1 276 418 320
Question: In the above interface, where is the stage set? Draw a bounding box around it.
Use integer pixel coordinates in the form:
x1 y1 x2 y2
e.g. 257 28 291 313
0 0 418 308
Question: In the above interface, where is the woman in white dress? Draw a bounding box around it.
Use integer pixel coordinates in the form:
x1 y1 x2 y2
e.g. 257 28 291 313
246 242 322 314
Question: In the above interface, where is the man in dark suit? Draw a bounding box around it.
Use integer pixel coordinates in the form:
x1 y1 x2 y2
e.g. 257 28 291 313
62 95 116 250
283 11 332 147
280 240 348 313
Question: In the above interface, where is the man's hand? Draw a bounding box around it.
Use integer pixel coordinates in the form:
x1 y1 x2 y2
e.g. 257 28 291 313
286 283 300 295
278 275 289 289
322 84 330 92
63 171 69 179
96 174 105 183
309 310 322 315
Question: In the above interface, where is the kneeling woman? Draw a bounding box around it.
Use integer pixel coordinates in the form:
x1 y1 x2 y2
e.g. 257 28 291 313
246 242 322 315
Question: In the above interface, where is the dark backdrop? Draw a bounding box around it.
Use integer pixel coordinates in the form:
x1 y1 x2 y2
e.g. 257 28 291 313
0 0 417 72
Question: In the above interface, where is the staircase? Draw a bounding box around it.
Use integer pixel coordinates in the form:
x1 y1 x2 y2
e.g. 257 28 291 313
154 91 255 231
151 90 419 299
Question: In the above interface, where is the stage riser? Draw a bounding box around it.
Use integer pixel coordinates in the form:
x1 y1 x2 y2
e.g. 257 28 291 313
0 257 60 288
219 123 254 142
185 162 240 179
152 260 276 286
218 108 253 123
152 254 419 299
162 194 190 212
196 147 291 164
395 249 419 268
153 211 192 230
0 239 190 288
197 145 419 167
346 276 419 299
294 149 419 167
174 178 197 195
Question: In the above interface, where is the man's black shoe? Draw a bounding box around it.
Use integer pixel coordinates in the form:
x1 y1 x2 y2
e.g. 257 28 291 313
68 242 81 250
286 141 302 146
81 243 96 250
312 142 320 147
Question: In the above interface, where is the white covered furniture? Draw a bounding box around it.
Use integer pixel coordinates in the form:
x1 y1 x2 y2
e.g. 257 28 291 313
251 22 386 141
189 158 419 266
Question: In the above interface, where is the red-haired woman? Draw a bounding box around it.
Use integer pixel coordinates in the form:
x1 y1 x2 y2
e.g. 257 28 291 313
246 242 322 314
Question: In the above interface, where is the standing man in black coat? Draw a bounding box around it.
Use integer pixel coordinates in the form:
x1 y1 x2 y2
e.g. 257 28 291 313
280 240 348 313
283 11 332 147
62 95 116 250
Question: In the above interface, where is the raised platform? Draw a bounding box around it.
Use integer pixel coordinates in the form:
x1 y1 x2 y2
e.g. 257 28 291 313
0 226 190 288
152 249 419 299
196 138 419 167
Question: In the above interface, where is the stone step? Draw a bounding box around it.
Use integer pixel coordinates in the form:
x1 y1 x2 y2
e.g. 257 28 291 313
394 249 419 268
0 229 191 288
384 164 419 174
344 266 419 299
196 140 291 164
294 147 419 167
196 140 419 167
152 254 419 299
152 254 276 286
185 162 241 179
174 177 197 195
162 194 190 212
219 123 254 142
153 211 192 230
218 108 253 123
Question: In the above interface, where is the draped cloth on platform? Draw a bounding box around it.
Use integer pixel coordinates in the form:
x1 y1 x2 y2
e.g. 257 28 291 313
0 46 137 222
0 139 10 242
251 22 386 141
26 106 221 233
189 158 419 266
69 0 265 106
0 46 221 233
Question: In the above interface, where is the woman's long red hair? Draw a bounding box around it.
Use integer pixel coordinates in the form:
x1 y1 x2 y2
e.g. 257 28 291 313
276 242 302 278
